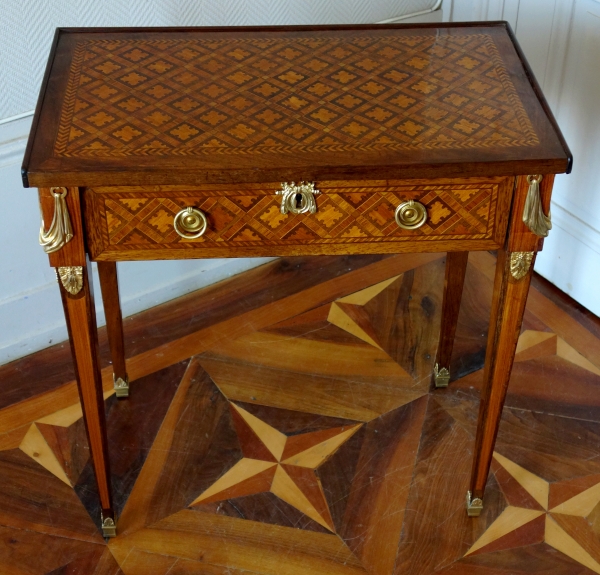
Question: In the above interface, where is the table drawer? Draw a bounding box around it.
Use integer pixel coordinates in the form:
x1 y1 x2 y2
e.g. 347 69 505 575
83 177 513 260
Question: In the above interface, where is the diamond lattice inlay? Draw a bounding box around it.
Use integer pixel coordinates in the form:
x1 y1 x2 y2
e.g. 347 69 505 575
92 181 501 253
55 33 539 158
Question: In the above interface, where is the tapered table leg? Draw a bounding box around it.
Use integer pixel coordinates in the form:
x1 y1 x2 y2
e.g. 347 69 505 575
433 251 469 388
467 248 535 515
57 261 116 537
98 262 129 398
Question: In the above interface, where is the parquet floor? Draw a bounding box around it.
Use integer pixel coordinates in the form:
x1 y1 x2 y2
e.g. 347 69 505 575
1 252 600 575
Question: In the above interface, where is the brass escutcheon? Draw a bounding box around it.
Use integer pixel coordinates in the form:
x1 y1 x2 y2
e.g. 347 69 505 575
395 200 428 229
173 207 208 239
276 182 320 215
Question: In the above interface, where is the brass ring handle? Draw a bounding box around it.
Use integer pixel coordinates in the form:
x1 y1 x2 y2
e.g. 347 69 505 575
395 200 428 230
173 207 208 239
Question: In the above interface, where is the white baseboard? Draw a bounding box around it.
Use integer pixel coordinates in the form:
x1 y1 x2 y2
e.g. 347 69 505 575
0 115 273 366
0 280 66 363
4 215 595 366
535 206 600 317
551 201 600 257
0 257 274 366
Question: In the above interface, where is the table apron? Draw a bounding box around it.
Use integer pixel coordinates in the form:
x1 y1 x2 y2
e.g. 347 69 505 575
82 177 513 261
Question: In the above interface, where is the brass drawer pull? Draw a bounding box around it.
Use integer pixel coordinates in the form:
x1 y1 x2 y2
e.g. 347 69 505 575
173 207 208 239
395 200 428 229
276 182 320 214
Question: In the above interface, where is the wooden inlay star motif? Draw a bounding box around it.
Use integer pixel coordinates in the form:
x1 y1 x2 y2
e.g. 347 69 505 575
1 253 597 574
467 452 600 574
459 332 600 574
55 33 538 158
190 402 362 531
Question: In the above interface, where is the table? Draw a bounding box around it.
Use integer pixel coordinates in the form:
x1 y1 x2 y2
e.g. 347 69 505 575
22 23 571 537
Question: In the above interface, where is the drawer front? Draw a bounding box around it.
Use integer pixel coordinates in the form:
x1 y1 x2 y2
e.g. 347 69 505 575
83 178 512 260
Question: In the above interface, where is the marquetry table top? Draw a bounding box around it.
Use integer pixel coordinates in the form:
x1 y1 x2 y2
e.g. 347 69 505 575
23 24 571 187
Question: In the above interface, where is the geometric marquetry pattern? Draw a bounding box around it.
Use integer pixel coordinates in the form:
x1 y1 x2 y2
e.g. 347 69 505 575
190 403 362 532
96 182 499 251
467 452 600 574
328 275 409 352
514 330 600 377
3 253 600 575
18 389 115 488
55 33 538 159
463 330 600 574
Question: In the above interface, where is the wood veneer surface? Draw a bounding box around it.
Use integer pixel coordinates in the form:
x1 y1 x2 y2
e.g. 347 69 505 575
1 252 599 574
83 177 512 260
23 24 570 187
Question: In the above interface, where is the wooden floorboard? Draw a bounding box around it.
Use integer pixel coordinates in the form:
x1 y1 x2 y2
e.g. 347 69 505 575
0 252 599 574
0 255 392 410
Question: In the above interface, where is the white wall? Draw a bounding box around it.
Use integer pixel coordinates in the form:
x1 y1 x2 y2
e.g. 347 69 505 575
0 114 272 362
0 0 441 365
0 0 439 120
533 0 600 314
446 0 600 316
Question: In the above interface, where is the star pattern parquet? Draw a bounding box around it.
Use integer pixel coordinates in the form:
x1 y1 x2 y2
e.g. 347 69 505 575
465 451 600 573
55 32 539 159
190 402 362 532
1 252 600 575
